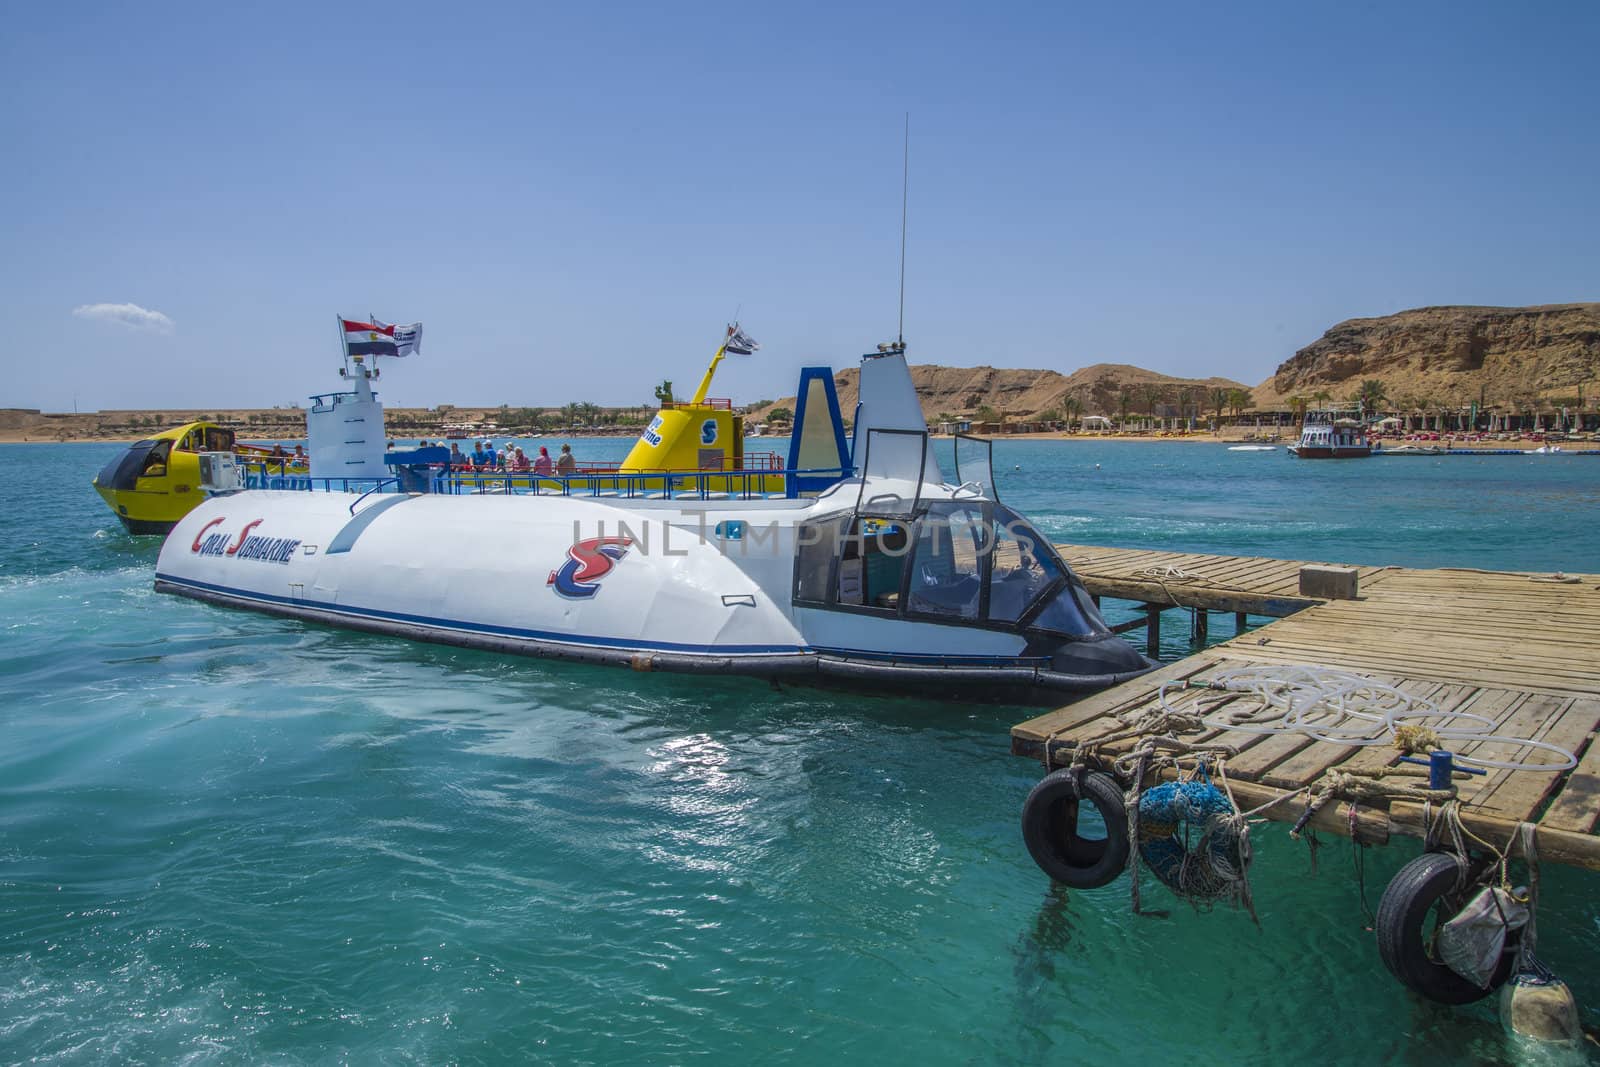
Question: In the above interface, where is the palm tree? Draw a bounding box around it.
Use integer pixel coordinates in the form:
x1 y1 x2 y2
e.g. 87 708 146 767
1211 387 1229 423
1172 386 1191 430
1288 395 1309 426
1116 388 1132 428
1227 388 1253 419
1139 383 1165 430
1062 394 1083 432
1357 379 1388 417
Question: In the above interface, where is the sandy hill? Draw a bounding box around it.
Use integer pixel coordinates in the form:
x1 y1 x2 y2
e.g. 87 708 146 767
14 302 1596 442
753 363 1252 424
1255 303 1600 409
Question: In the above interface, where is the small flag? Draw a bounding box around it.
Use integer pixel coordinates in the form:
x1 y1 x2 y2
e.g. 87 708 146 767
341 318 397 357
725 324 759 356
373 316 423 357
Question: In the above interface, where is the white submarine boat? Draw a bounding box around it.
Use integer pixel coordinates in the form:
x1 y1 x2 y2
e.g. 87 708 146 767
154 337 1156 702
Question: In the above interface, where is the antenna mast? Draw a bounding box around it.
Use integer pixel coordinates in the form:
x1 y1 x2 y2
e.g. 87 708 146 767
897 113 909 347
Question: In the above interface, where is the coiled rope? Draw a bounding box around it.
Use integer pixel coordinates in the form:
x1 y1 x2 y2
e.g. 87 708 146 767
1165 666 1578 772
1054 664 1578 915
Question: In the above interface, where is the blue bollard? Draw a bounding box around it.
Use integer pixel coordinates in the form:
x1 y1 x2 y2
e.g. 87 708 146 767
1429 750 1454 790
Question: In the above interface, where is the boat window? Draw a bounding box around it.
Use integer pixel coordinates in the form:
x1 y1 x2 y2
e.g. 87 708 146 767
140 440 172 478
989 505 1104 637
987 511 1063 624
794 502 1102 635
94 440 158 491
792 513 909 611
840 517 910 610
1027 573 1104 638
794 516 848 604
906 503 985 620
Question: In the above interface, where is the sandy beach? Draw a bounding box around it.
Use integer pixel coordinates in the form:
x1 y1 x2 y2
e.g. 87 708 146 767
0 407 1583 451
6 429 1580 453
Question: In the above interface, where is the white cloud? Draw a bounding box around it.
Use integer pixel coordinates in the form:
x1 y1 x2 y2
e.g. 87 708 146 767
71 302 175 333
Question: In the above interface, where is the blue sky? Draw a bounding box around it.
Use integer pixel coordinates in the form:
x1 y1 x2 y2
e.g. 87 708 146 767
3 0 1597 412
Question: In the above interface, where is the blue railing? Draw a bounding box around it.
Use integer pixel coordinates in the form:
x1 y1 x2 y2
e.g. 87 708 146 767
242 466 854 501
244 470 398 494
433 466 853 500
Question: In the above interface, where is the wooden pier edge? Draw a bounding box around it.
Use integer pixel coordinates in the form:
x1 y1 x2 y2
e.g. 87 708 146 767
1014 735 1600 872
1016 547 1600 876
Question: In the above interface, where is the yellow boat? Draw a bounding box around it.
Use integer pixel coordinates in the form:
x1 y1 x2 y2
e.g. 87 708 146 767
612 328 786 494
92 421 295 534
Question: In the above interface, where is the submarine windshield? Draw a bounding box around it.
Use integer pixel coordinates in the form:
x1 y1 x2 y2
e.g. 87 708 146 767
793 502 1108 638
93 439 165 492
903 503 1104 637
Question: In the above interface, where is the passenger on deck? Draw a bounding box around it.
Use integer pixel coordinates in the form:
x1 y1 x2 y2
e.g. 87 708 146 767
483 441 500 470
471 441 488 468
449 443 469 469
511 446 530 471
556 443 577 474
533 446 553 475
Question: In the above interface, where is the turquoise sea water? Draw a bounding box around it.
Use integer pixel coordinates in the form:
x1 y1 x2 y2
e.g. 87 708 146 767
3 439 1597 1064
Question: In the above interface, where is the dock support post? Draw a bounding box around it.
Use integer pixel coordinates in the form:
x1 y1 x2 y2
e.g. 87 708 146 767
1145 605 1161 658
1193 609 1208 645
1236 612 1248 634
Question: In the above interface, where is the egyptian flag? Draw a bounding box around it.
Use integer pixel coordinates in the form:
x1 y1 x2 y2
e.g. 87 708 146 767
342 319 398 357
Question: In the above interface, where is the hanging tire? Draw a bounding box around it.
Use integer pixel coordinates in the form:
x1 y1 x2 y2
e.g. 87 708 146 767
1021 768 1131 888
1375 851 1517 1004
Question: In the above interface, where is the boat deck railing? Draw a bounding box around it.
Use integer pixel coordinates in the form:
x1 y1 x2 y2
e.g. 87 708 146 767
244 471 392 493
434 465 852 500
242 465 855 501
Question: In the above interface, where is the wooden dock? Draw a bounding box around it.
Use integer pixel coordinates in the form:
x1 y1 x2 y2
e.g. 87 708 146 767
1015 546 1600 870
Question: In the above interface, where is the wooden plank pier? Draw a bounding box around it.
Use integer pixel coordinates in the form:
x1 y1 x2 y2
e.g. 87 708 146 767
1014 545 1600 870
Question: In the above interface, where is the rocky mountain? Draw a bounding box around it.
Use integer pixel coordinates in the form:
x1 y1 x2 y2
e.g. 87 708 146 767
1255 303 1600 409
754 363 1252 424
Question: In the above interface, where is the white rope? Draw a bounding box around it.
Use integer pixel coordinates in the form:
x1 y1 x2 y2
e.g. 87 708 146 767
1138 565 1200 584
1157 666 1577 772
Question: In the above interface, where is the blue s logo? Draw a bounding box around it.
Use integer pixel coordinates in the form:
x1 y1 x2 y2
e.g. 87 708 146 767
701 419 718 445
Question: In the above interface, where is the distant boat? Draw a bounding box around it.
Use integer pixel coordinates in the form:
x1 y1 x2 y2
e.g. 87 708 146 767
1377 445 1444 457
91 421 302 534
1227 444 1276 452
1288 410 1372 459
1532 444 1564 454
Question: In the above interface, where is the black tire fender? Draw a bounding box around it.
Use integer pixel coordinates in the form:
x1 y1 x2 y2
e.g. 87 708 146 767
1375 851 1517 1004
1021 768 1131 889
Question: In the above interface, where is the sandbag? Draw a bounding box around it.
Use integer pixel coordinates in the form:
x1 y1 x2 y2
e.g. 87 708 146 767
1437 885 1529 988
1499 959 1581 1044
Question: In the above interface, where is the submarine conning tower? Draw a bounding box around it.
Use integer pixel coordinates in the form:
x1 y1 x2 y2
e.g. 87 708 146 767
306 354 389 478
851 341 943 486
